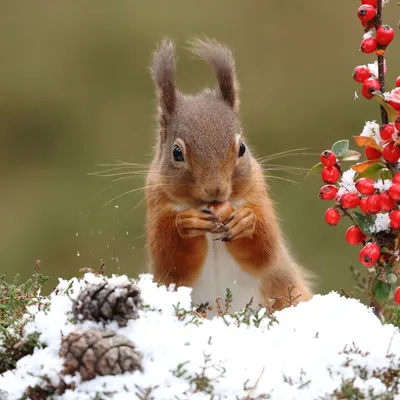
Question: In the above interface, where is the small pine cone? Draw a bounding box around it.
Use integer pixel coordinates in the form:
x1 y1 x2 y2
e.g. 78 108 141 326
72 280 142 327
59 329 142 381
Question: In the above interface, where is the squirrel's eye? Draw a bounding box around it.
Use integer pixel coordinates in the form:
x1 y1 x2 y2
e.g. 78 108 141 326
173 144 184 162
238 142 246 157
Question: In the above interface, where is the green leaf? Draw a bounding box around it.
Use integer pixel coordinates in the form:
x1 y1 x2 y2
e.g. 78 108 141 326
381 168 392 180
355 163 385 180
340 150 362 162
331 140 349 158
306 162 323 179
347 211 376 236
371 279 391 303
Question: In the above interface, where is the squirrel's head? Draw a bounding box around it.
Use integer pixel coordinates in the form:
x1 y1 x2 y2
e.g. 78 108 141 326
150 38 253 207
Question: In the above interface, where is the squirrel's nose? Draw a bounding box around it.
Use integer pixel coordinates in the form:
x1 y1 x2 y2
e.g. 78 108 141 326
205 187 221 197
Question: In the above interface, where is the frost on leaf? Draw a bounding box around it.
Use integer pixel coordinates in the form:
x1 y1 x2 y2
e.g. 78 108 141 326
72 279 142 327
59 328 143 381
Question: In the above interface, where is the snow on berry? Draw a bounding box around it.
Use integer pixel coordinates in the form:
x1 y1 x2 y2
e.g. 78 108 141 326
374 179 392 192
374 212 391 232
360 120 382 144
337 169 357 197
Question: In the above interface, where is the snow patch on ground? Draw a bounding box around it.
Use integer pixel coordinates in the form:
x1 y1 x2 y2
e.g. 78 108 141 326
0 273 400 400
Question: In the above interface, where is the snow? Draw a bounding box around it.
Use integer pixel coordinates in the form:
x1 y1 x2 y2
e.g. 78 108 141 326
374 213 391 232
1 273 400 399
375 179 392 192
367 61 379 79
337 169 357 196
360 120 382 145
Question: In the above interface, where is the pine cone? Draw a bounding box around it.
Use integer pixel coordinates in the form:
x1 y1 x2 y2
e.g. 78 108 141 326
59 329 142 381
72 280 142 327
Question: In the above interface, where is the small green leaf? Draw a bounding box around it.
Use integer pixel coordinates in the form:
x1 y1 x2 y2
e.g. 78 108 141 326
306 162 323 179
387 273 398 284
348 211 376 236
355 163 385 180
381 168 392 180
331 140 349 158
340 150 362 162
371 279 391 303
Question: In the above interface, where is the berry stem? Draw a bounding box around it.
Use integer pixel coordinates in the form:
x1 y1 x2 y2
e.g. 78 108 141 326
376 0 389 125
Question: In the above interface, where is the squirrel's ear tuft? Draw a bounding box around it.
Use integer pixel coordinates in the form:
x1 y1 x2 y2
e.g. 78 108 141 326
188 37 239 113
150 38 177 122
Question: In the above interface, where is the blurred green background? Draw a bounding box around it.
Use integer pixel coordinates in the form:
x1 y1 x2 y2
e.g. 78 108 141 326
1 1 399 297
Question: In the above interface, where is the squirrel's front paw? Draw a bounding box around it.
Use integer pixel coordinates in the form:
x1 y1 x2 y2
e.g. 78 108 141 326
216 207 256 242
176 209 224 238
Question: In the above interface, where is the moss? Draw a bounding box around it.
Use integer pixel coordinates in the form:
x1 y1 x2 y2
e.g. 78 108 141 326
0 272 48 373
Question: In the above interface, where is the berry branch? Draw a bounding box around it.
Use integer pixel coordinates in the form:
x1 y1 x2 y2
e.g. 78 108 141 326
309 0 400 317
375 0 389 124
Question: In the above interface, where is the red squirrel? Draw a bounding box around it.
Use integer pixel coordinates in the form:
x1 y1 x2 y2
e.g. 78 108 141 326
145 37 313 314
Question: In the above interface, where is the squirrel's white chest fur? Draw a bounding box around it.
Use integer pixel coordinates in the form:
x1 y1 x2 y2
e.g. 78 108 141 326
191 234 262 316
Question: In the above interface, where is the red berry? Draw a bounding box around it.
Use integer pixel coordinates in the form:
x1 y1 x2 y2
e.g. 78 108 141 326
360 38 377 55
320 150 337 167
388 184 400 200
359 243 380 267
357 5 377 22
325 208 340 226
380 193 396 211
395 117 400 132
396 76 400 88
361 0 377 7
390 210 400 229
352 66 371 83
322 166 340 184
383 143 400 163
345 226 366 245
340 193 360 209
365 146 382 160
366 194 381 214
380 124 395 141
395 287 400 305
319 185 338 201
393 172 400 184
360 197 370 214
376 25 394 47
356 178 375 195
361 78 380 99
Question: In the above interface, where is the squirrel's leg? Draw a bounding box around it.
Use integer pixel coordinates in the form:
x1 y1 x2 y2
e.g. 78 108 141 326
260 262 313 311
147 208 220 287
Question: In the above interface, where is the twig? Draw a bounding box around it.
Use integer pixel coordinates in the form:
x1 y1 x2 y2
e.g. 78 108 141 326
376 0 389 125
244 366 265 399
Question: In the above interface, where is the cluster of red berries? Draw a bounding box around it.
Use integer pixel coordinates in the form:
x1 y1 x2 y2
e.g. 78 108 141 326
353 0 396 101
319 148 400 260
